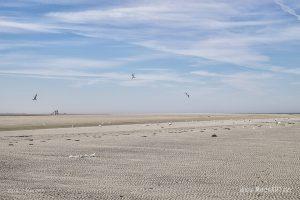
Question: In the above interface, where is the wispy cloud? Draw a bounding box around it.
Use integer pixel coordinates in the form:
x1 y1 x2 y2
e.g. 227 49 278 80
2 0 299 72
0 0 97 7
137 39 270 67
43 0 300 73
0 17 57 33
274 0 300 20
0 68 191 87
0 0 300 113
191 70 274 92
46 1 237 24
0 54 122 70
0 53 190 86
1 2 300 79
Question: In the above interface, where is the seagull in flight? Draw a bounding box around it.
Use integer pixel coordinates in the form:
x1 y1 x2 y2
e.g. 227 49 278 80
32 94 38 101
131 73 136 80
185 92 190 98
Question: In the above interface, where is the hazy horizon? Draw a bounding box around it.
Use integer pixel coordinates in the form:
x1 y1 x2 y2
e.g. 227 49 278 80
0 0 299 113
1 112 300 116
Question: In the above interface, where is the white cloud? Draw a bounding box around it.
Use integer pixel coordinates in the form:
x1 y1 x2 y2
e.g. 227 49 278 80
274 0 300 20
137 39 270 67
0 53 165 71
42 0 300 73
270 66 300 75
191 70 274 92
1 0 299 87
0 0 95 7
0 68 191 87
191 71 225 77
46 1 238 24
0 17 57 33
0 55 122 70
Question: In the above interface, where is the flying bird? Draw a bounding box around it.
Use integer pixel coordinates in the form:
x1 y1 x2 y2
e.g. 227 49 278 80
32 94 38 101
185 92 190 98
131 73 136 79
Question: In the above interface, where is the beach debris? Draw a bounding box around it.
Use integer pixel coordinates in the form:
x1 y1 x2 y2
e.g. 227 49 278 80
32 93 38 101
98 124 102 127
69 153 96 159
89 153 96 157
9 143 14 146
11 135 31 138
168 122 172 126
211 134 217 137
224 128 231 130
69 155 79 158
274 119 281 125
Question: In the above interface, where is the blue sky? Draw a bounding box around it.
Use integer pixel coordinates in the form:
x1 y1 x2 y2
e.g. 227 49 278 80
0 0 299 114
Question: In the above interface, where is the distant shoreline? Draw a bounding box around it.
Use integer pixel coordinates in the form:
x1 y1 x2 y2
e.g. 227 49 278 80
1 113 299 132
1 112 299 116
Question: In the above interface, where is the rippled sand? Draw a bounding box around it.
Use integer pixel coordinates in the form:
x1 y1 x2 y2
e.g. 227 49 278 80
0 114 299 199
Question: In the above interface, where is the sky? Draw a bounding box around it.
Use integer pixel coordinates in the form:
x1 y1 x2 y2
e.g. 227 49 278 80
0 0 299 114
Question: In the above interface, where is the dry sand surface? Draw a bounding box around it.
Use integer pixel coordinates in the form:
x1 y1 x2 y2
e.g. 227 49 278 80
0 114 300 199
0 114 296 131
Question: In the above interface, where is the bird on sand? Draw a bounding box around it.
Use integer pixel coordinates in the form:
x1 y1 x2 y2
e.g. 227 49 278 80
32 94 38 101
185 92 190 98
131 73 136 79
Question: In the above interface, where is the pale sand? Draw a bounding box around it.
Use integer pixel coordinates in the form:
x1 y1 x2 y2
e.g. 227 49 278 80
0 114 300 199
0 114 298 131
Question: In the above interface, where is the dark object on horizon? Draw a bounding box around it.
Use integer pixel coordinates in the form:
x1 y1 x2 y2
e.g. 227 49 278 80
131 73 136 79
211 134 217 137
185 92 190 98
32 94 38 101
52 110 59 115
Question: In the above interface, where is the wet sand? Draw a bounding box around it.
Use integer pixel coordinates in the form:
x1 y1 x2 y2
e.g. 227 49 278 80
0 114 300 199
